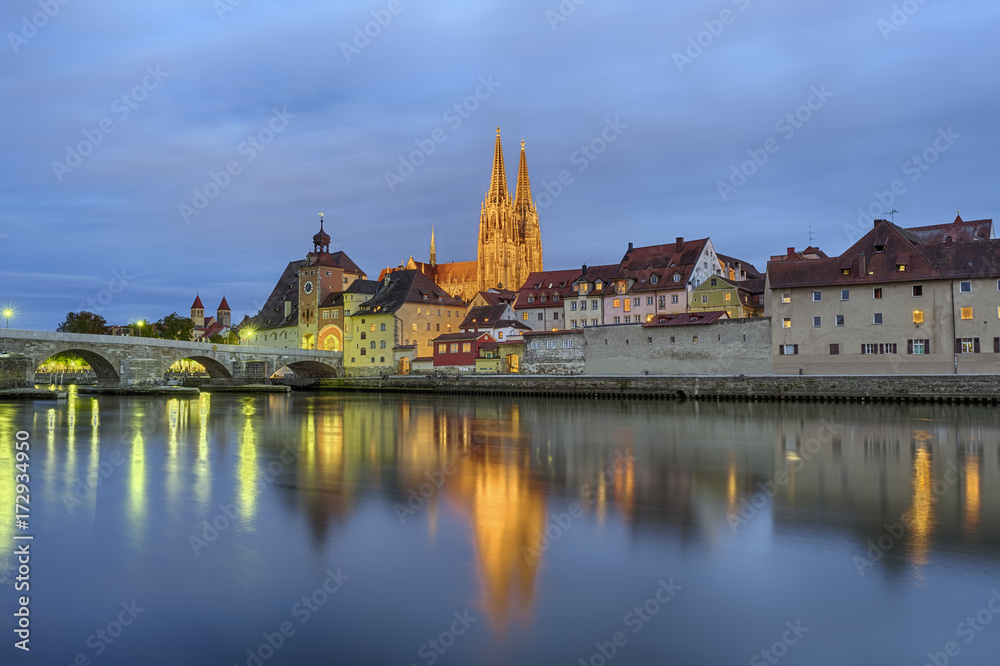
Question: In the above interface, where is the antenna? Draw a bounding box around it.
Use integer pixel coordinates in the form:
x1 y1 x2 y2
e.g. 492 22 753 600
889 209 898 223
807 225 815 246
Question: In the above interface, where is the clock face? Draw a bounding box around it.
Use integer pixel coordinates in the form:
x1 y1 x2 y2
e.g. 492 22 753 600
303 280 314 295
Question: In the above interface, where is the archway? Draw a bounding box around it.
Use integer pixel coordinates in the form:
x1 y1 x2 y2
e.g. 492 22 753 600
319 325 342 352
37 348 119 387
301 333 316 350
280 361 341 379
166 354 234 381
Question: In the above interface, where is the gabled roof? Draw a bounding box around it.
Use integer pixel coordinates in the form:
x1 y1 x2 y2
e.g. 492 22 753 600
571 263 618 288
473 289 517 306
460 304 514 330
611 238 710 293
717 253 764 280
358 270 465 315
513 268 583 309
307 250 366 276
251 259 306 330
432 331 495 343
906 215 992 243
768 218 1000 289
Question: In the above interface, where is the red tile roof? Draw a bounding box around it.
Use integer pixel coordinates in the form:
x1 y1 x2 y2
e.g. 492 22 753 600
191 295 204 309
218 296 230 311
610 238 709 293
643 310 729 326
514 268 583 309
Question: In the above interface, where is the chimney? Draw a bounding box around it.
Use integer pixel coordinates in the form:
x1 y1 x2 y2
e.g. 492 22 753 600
787 247 796 259
676 237 684 251
582 264 588 275
627 242 633 252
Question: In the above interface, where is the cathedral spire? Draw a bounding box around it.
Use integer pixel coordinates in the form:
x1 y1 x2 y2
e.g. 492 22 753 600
486 126 509 204
430 224 437 266
514 139 533 213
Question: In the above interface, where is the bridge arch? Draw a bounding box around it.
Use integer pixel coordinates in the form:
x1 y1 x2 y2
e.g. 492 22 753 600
277 360 341 379
165 353 234 380
37 347 120 387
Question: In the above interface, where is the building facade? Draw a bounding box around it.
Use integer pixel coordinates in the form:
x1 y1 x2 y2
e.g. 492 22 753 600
768 215 1000 374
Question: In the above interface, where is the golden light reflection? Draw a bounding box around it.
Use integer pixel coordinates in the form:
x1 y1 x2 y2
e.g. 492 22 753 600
907 445 934 570
194 393 211 511
964 452 980 533
165 399 181 514
237 398 258 524
613 448 635 519
128 411 147 547
449 439 546 633
726 459 738 517
0 404 18 576
65 390 77 485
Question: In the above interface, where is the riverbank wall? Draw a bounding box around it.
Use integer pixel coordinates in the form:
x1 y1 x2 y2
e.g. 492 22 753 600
312 374 1000 404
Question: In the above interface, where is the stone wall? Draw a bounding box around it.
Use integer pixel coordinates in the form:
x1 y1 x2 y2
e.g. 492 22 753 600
583 318 772 375
0 355 34 389
522 331 585 375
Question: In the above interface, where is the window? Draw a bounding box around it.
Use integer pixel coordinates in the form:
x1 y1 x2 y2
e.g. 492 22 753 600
450 343 458 353
624 316 631 323
711 278 718 286
913 285 923 297
878 343 897 354
522 312 529 321
447 324 452 332
323 311 329 319
782 293 791 304
436 323 440 331
426 323 431 331
462 343 471 353
842 268 851 275
961 307 973 320
579 283 589 295
563 339 573 348
873 288 882 299
571 301 577 311
701 295 708 303
693 336 698 343
437 310 441 316
613 317 621 324
379 340 386 349
779 344 798 355
650 275 658 285
873 313 883 325
671 294 679 304
958 338 979 354
658 296 666 309
834 314 844 326
646 314 654 322
546 340 556 349
862 343 877 355
591 300 598 309
553 294 560 302
527 295 534 304
897 264 906 272
592 319 598 326
580 301 587 311
673 274 681 282
841 290 850 301
530 340 540 350
333 311 339 319
813 316 822 327
913 310 924 324
360 348 366 356
633 297 640 307
497 331 504 339
908 339 928 355
595 280 603 290
830 344 840 355
537 313 543 321
623 299 631 313
553 312 559 320
416 308 421 314
782 318 791 328
370 341 376 349
724 293 731 302
380 323 386 331
960 281 972 293
411 323 417 331
360 332 366 340
618 280 628 293
812 291 821 301
613 298 621 308
646 297 654 306
571 320 578 328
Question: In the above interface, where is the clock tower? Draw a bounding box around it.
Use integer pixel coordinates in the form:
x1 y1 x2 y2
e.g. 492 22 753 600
297 213 347 349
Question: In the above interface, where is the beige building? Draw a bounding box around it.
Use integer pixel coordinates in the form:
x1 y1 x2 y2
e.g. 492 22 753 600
768 215 999 374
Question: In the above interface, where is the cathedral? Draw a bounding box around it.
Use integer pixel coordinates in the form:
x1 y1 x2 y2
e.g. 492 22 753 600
380 127 544 301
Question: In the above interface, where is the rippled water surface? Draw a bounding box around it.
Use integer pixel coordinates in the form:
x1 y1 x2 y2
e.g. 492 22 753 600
1 390 999 665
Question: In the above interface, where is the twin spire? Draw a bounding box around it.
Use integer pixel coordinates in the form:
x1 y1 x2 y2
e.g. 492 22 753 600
486 126 533 211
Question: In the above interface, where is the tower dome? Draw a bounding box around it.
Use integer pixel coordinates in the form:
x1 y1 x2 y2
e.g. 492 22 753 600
313 215 331 253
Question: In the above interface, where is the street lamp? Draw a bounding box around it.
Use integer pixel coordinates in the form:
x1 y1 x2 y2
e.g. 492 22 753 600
2 308 12 328
136 320 145 337
239 326 257 346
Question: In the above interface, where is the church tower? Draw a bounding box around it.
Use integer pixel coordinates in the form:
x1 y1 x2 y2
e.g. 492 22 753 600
191 295 205 328
477 127 542 292
217 296 231 327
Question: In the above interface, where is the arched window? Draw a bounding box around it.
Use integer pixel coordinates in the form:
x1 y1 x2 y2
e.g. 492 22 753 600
360 348 366 356
380 323 386 331
380 340 386 349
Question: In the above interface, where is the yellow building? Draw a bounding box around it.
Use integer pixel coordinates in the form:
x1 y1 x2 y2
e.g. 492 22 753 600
689 276 765 318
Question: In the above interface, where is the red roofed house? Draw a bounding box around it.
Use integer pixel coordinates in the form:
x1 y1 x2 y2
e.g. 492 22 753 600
513 268 582 331
768 214 1000 374
432 331 496 370
602 237 723 325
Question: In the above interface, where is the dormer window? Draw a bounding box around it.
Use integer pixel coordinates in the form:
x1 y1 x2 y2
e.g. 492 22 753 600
673 274 681 282
710 278 717 286
841 268 850 275
540 294 547 303
579 283 589 295
896 264 906 272
595 280 603 290
553 293 560 302
527 295 534 304
650 275 658 285
874 244 885 253
617 279 628 293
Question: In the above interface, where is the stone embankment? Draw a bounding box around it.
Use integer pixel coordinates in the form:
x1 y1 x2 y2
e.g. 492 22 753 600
314 374 1000 404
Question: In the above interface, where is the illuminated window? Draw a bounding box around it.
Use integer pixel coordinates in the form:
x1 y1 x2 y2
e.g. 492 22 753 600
961 307 973 320
370 324 376 331
411 323 417 331
579 283 589 295
724 293 731 302
450 343 458 353
897 264 906 272
961 338 977 354
438 344 446 353
913 310 924 324
613 298 621 308
618 280 628 293
782 318 791 328
462 343 471 353
623 299 631 313
782 293 791 303
417 308 421 314
522 312 529 320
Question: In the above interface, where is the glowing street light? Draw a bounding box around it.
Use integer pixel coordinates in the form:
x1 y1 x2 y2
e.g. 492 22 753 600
2 308 13 328
135 320 145 337
239 325 257 345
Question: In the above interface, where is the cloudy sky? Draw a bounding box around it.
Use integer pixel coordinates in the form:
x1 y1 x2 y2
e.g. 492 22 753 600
2 0 998 330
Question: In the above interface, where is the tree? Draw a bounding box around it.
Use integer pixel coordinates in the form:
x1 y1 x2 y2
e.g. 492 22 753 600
153 312 195 341
56 311 109 335
209 331 239 345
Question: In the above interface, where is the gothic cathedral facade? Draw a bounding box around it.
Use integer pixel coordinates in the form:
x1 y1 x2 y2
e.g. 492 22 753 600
477 127 544 292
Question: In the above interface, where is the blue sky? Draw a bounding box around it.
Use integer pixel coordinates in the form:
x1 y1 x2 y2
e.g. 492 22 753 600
2 0 998 329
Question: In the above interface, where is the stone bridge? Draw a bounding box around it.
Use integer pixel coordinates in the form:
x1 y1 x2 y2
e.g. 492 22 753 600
0 329 342 389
